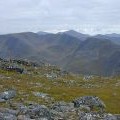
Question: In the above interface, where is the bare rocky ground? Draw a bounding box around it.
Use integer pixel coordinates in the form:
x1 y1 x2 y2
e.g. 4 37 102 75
0 90 120 120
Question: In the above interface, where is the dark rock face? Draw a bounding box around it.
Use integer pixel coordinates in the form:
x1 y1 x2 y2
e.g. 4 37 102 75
2 66 24 74
0 90 16 101
73 96 105 111
12 59 40 67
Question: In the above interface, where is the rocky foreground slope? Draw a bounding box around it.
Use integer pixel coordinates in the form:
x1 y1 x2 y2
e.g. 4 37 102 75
0 90 120 120
0 59 120 119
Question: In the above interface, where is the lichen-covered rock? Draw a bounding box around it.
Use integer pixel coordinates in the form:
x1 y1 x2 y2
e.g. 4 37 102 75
73 96 105 111
79 112 96 120
33 92 49 98
79 112 119 120
0 90 16 100
104 113 118 120
17 115 30 120
0 94 119 120
0 113 17 120
0 98 6 103
0 108 17 120
19 104 51 119
50 101 78 119
51 101 74 112
0 108 18 115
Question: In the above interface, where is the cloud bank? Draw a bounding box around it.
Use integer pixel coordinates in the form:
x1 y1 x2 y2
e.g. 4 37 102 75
0 0 120 34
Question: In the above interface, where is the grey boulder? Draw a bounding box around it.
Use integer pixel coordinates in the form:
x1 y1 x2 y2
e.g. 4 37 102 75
0 90 16 100
73 96 105 111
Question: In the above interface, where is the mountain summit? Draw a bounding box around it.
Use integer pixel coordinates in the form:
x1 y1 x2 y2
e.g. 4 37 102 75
59 30 90 41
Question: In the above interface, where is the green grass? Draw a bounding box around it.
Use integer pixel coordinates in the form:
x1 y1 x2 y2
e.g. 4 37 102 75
0 70 120 114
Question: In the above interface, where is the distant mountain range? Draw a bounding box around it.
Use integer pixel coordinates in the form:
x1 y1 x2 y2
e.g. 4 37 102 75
0 30 120 76
94 33 120 45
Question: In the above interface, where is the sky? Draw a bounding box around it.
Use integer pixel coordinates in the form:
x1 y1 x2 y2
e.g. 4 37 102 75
0 0 120 35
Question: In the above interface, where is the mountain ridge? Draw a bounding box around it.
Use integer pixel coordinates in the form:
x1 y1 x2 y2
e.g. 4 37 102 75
0 31 120 76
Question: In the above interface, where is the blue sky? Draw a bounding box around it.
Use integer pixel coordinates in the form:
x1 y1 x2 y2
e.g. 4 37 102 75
0 0 120 34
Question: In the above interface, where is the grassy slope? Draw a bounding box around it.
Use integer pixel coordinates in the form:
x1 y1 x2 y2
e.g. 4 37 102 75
0 70 120 114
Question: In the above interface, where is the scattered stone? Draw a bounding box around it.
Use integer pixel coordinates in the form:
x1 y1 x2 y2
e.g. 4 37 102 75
83 75 94 81
46 72 58 79
19 104 51 119
0 90 16 100
33 92 49 99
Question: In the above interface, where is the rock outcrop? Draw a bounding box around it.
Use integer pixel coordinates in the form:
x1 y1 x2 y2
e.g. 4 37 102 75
0 91 119 120
73 96 105 112
0 103 119 120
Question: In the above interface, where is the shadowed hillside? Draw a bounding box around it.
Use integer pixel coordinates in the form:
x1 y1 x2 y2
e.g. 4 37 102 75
0 31 120 76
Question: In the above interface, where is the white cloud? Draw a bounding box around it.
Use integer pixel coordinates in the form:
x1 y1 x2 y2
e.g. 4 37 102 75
0 0 120 34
